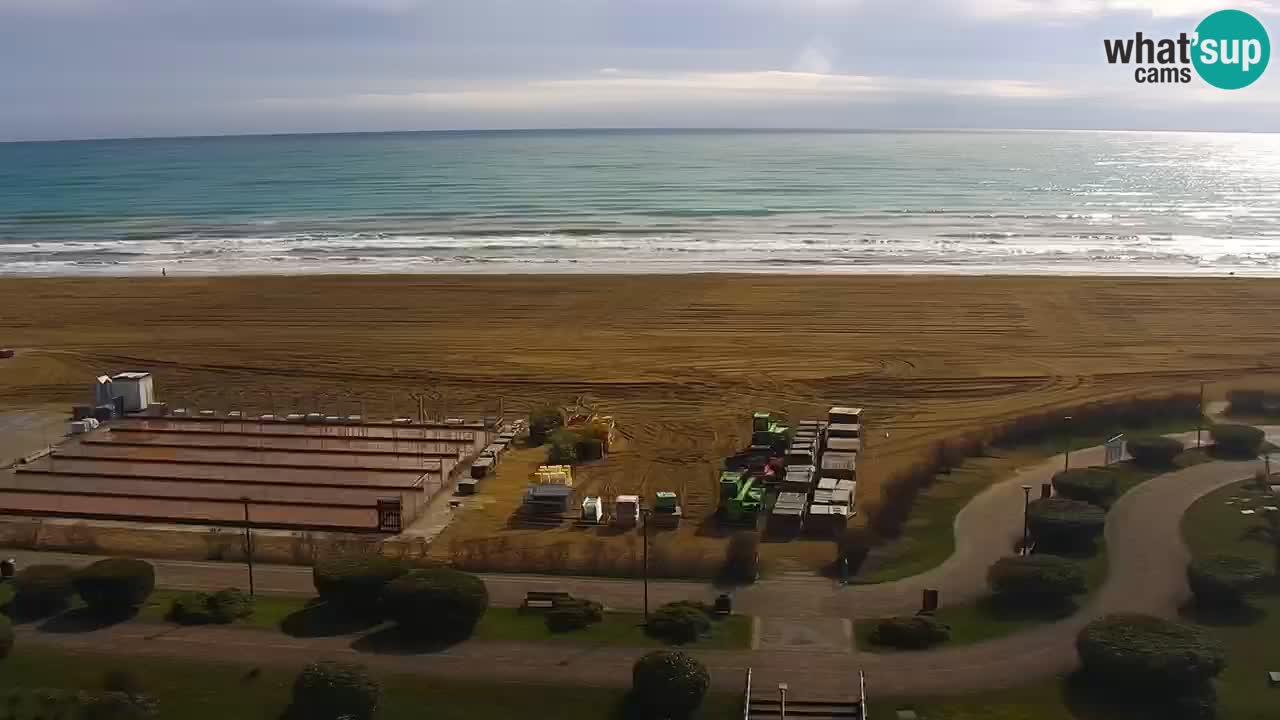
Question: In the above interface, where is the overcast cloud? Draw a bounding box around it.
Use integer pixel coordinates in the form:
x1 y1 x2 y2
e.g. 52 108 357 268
0 0 1277 140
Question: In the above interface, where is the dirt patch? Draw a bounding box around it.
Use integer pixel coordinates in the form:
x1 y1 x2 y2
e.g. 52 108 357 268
2 274 1279 574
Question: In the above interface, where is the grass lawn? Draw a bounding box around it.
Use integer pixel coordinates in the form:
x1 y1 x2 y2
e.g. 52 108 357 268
858 419 1203 584
0 645 739 720
1180 479 1280 720
135 591 752 650
875 475 1280 719
136 589 306 630
855 452 1209 652
474 607 752 650
855 542 1108 653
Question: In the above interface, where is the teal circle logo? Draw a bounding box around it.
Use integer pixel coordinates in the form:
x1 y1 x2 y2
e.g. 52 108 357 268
1193 9 1270 89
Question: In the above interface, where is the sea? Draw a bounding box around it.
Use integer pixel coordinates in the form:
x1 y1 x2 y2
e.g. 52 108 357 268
2 129 1279 276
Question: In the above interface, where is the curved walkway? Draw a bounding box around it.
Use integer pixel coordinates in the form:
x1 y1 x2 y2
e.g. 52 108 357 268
6 430 1273 699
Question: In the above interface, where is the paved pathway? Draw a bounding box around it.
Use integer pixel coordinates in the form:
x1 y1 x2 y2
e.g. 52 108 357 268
5 431 1271 699
0 433 1195 619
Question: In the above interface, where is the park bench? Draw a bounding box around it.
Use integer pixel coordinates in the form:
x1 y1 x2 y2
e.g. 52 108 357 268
522 590 573 611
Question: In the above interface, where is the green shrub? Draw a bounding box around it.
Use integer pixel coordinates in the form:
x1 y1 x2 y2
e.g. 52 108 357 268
382 568 489 642
1187 555 1266 608
722 531 760 583
1210 423 1265 458
13 564 76 617
1125 435 1184 468
290 661 380 720
545 598 603 633
869 615 951 649
1051 468 1117 506
987 554 1086 604
547 428 580 464
0 614 13 661
74 559 155 618
312 554 405 615
631 650 709 720
645 602 711 644
1027 497 1107 552
168 588 254 625
528 406 563 446
1076 614 1225 692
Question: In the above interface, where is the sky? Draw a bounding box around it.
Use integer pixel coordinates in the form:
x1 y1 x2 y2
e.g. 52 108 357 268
1 0 1279 141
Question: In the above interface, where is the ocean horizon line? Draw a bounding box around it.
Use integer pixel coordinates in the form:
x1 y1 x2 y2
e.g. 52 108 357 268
4 125 1278 146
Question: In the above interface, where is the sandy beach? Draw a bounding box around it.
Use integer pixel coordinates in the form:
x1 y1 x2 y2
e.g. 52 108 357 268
2 274 1279 573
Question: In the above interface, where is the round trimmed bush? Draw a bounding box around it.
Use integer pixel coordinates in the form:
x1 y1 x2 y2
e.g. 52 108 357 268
1187 555 1266 608
290 661 381 720
1126 435 1184 468
1076 614 1225 691
0 614 13 661
547 428 580 464
987 554 1086 604
381 568 488 642
631 650 709 720
528 405 563 446
545 598 603 633
645 602 711 644
1210 424 1265 458
1027 497 1107 552
13 564 77 617
1051 468 1118 506
312 554 405 615
74 558 155 618
869 615 950 650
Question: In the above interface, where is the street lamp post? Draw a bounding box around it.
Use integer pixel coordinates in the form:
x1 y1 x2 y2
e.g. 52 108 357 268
1063 415 1074 472
641 507 651 621
241 497 256 597
1021 484 1033 555
1197 382 1206 450
778 683 789 720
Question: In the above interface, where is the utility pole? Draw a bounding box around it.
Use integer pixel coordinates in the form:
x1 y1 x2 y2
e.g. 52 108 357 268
1063 415 1074 471
641 506 651 621
241 497 256 597
1021 484 1032 555
1197 382 1205 449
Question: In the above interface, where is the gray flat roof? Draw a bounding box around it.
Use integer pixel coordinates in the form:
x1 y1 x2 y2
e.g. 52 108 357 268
826 438 862 452
822 453 857 471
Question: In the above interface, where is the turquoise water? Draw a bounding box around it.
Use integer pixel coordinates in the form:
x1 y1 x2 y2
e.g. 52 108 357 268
1 129 1279 275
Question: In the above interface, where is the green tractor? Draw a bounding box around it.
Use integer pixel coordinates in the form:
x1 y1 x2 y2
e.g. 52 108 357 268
750 411 790 454
719 470 763 523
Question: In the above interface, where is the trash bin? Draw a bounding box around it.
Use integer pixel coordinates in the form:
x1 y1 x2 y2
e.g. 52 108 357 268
714 593 732 616
0 558 16 579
